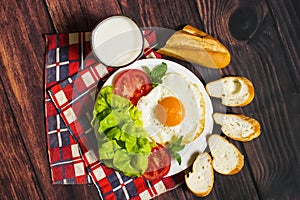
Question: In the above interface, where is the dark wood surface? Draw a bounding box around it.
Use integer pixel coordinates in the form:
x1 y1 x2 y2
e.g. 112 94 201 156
0 0 299 199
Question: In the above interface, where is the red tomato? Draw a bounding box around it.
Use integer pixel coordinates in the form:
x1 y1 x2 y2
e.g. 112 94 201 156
113 69 152 106
142 144 171 181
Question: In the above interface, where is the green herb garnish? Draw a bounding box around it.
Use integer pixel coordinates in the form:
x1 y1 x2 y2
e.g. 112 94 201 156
167 136 185 165
143 62 167 87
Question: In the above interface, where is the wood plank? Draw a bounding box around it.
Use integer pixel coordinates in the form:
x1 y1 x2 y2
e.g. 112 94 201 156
196 0 300 199
0 79 43 200
45 0 122 33
250 0 300 198
118 0 204 29
0 0 99 199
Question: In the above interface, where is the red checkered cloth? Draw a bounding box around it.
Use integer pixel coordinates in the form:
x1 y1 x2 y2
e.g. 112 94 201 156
44 31 184 199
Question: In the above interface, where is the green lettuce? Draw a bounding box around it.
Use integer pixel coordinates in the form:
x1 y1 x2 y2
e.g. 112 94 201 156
112 150 148 177
91 86 155 177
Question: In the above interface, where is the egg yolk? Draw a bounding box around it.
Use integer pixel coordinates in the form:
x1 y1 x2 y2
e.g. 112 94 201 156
155 96 185 126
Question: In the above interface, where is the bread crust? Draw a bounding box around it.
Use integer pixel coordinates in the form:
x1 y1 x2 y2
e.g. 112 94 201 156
208 134 244 175
157 25 231 69
185 152 214 197
213 113 261 142
237 77 255 106
206 76 255 107
227 153 245 175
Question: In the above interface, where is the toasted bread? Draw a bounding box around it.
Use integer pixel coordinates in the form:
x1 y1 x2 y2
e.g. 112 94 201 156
206 76 255 106
213 113 261 142
208 134 244 175
157 25 231 69
185 152 214 197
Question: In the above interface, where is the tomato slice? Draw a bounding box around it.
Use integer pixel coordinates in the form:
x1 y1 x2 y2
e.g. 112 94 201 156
113 69 152 105
142 144 171 181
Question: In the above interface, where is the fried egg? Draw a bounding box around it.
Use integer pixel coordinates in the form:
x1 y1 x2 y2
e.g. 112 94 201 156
137 72 206 145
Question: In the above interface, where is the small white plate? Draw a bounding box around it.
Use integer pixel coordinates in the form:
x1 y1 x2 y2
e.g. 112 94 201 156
103 58 213 176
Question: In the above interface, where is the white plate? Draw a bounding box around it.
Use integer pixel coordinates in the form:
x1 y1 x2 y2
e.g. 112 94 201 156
103 58 213 176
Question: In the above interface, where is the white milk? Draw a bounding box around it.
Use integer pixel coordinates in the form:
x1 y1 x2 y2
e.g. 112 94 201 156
91 16 144 67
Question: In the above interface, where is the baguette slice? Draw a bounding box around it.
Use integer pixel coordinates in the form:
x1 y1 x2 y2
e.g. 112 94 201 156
206 76 254 106
213 113 261 142
208 134 244 175
157 25 231 69
185 152 214 197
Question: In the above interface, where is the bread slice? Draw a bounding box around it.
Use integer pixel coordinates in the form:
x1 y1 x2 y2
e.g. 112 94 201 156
185 152 214 197
208 134 244 175
157 25 231 69
205 76 254 106
213 113 261 142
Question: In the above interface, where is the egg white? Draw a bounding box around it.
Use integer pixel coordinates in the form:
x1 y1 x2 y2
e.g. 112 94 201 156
137 72 206 145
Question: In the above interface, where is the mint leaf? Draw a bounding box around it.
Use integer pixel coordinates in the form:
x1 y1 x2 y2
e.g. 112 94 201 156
167 136 185 165
151 62 167 83
172 152 182 165
142 62 167 87
169 144 185 152
142 66 151 77
170 135 183 146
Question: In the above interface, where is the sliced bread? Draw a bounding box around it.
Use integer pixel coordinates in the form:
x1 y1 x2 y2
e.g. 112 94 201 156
185 152 214 197
205 76 254 106
213 113 261 142
208 134 244 175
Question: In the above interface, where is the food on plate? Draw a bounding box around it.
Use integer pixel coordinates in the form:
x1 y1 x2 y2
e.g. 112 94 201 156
157 25 231 69
92 61 210 178
142 143 171 181
205 76 254 107
91 86 156 177
185 152 214 197
213 113 261 142
113 69 152 106
137 72 206 145
208 134 244 175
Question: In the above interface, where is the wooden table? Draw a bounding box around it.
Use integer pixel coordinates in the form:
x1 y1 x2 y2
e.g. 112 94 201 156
0 0 299 199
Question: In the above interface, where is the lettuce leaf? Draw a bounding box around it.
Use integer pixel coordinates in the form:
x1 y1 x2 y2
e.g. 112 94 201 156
113 150 144 177
91 85 153 177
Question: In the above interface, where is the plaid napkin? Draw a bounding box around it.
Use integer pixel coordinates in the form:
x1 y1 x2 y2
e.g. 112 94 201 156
44 30 184 199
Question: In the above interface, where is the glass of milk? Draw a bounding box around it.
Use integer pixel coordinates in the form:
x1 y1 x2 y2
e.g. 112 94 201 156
91 16 144 67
